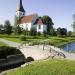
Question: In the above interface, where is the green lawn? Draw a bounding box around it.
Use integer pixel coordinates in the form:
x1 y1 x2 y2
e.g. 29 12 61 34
46 37 75 47
4 38 22 43
6 59 75 75
0 34 75 47
0 41 7 46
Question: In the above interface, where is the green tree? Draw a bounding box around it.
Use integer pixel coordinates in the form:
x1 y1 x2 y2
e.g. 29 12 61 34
67 31 72 37
42 15 54 34
13 16 22 34
14 25 22 34
14 16 20 26
22 29 27 35
57 28 67 36
72 14 75 32
57 28 61 36
4 20 12 34
50 28 57 36
30 28 37 36
0 24 4 34
61 28 67 36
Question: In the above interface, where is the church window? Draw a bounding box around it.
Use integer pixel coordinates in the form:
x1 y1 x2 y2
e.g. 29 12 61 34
26 24 28 30
39 25 41 29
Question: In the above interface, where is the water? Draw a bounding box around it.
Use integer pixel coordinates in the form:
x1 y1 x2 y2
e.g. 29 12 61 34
61 42 75 52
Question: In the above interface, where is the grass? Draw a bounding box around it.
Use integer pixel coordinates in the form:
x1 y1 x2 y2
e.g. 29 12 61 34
45 37 75 47
6 59 75 75
0 34 75 47
4 38 22 43
0 41 7 46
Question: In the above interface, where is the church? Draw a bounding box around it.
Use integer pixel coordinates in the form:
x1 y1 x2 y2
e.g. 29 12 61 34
16 0 47 33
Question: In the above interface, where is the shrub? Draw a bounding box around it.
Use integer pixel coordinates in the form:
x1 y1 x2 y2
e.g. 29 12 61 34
26 36 34 39
26 57 34 62
37 32 41 36
33 36 38 39
20 35 27 41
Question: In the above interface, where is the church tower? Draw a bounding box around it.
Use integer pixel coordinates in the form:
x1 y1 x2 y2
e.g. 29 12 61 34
16 0 25 18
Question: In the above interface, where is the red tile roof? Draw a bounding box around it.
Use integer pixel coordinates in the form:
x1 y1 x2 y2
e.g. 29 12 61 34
20 14 37 23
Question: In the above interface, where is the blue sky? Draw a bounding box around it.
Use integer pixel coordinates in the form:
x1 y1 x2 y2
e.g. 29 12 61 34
0 0 75 31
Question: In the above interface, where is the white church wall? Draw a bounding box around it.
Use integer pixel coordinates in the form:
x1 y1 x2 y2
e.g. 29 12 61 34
36 24 43 33
20 23 32 31
36 24 47 33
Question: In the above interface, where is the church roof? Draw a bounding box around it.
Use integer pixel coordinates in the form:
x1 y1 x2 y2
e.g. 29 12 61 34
20 14 37 23
16 0 25 12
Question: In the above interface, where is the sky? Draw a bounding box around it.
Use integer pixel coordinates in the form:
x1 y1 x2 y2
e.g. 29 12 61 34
0 0 75 31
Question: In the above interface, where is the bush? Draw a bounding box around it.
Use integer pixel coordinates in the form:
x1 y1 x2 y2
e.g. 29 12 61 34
20 35 27 41
37 32 41 36
26 36 34 39
0 46 21 59
33 36 38 39
26 57 34 62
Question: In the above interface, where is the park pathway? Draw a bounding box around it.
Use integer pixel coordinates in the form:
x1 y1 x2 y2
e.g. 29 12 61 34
0 38 20 47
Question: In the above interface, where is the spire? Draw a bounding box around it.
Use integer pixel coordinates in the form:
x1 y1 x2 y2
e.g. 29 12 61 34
17 0 25 12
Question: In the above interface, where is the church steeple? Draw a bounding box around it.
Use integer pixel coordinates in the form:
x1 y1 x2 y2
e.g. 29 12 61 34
19 0 25 12
16 0 25 18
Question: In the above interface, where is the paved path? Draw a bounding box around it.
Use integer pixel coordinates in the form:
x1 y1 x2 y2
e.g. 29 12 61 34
0 38 20 47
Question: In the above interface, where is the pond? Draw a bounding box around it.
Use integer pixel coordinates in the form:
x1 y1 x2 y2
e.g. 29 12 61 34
61 42 75 52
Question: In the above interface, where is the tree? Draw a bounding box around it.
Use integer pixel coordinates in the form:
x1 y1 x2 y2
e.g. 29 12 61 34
14 16 20 26
72 14 75 32
22 29 27 35
57 28 67 36
14 25 22 34
0 24 4 34
13 16 22 34
57 28 61 36
61 28 67 36
42 15 54 34
4 20 12 34
67 31 72 37
30 28 37 36
50 28 57 36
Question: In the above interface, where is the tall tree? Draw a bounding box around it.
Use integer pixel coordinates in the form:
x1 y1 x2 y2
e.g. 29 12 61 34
50 28 57 36
57 28 61 36
57 28 67 36
14 16 20 26
4 20 12 34
42 15 54 34
0 24 4 34
72 14 75 32
14 25 22 34
13 16 21 34
67 31 72 37
30 28 37 36
61 28 67 36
